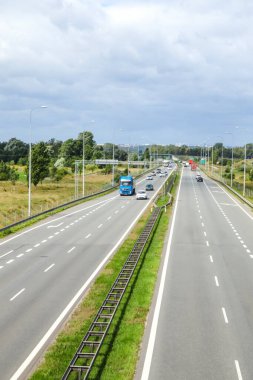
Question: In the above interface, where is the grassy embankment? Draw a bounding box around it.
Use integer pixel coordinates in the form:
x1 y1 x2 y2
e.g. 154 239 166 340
29 172 179 380
0 165 147 230
202 159 253 201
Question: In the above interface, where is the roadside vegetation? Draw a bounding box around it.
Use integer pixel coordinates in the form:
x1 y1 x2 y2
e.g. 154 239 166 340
29 172 180 380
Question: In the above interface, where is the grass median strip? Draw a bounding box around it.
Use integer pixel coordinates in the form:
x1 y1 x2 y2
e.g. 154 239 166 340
30 176 179 380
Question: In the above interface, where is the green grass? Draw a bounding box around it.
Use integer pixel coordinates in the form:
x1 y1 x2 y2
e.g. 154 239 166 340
29 173 180 380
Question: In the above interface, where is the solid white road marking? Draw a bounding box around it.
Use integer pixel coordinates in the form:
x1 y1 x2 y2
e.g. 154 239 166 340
9 168 175 380
141 169 183 380
0 194 124 250
235 360 243 380
10 288 25 301
0 250 13 258
222 307 229 324
214 276 219 287
216 182 253 220
44 264 55 273
67 247 76 253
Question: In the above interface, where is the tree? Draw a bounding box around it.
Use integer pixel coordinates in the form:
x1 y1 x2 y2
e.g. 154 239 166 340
77 131 96 160
31 142 50 186
0 160 19 183
3 138 28 163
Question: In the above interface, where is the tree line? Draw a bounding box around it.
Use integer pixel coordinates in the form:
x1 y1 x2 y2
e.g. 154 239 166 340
0 135 252 186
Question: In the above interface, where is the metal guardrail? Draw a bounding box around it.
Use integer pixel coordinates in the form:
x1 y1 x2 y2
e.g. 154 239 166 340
0 187 115 233
0 167 160 234
153 169 178 208
62 206 162 380
200 169 253 209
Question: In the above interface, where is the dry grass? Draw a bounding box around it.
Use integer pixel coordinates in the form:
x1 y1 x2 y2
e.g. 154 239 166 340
0 172 112 228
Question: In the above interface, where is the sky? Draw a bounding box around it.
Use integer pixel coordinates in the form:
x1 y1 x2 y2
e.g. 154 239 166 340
1 0 253 147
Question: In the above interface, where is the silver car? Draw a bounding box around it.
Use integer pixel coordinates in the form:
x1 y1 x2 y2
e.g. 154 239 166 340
136 190 148 200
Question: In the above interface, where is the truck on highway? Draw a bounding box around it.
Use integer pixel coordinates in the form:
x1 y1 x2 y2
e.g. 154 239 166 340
119 175 135 196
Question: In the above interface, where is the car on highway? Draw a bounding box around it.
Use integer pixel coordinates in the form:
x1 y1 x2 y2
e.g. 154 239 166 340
146 175 153 180
159 172 166 177
145 183 154 191
136 190 148 200
196 175 203 182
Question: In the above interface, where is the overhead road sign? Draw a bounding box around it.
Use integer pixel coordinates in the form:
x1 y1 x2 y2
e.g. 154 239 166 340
95 159 119 165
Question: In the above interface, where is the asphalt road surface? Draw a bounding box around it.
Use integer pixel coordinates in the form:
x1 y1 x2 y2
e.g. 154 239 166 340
0 168 173 380
138 167 253 380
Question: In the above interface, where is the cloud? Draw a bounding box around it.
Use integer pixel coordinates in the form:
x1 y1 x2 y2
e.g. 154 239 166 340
0 0 253 145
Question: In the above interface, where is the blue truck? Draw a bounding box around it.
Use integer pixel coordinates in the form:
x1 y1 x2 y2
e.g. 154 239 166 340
119 175 135 196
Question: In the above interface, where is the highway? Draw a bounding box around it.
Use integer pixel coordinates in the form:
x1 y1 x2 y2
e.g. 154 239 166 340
138 167 253 380
0 169 171 380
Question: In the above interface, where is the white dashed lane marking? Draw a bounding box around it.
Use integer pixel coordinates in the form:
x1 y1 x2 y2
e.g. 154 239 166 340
44 264 55 273
214 276 219 287
10 288 25 301
235 360 243 380
222 307 229 324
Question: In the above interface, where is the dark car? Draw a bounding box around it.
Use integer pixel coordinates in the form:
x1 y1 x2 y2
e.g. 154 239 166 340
197 176 203 182
146 183 154 191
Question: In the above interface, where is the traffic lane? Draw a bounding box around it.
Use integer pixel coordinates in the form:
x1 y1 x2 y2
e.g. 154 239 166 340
193 176 253 377
0 179 158 300
3 174 170 379
0 168 169 290
203 177 253 255
0 171 162 257
0 184 153 280
190 171 253 377
0 169 167 268
141 169 243 380
149 244 238 380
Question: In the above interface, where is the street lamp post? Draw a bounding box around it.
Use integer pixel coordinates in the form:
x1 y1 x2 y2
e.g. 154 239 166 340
216 136 224 181
28 105 47 217
243 142 247 197
224 132 234 187
112 142 115 186
82 131 85 197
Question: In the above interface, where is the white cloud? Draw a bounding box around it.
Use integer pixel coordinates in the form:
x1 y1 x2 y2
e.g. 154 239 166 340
0 0 253 145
